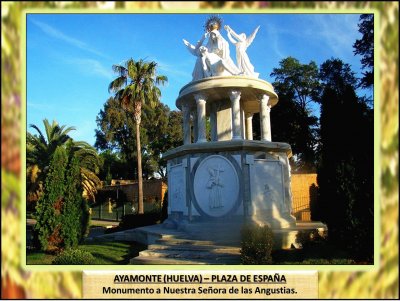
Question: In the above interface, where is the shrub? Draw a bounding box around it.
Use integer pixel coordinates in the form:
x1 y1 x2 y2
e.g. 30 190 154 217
34 147 90 253
34 146 68 252
52 248 95 265
240 223 274 265
60 156 90 249
295 229 327 248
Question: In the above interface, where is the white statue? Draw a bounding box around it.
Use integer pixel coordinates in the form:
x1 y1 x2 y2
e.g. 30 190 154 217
224 25 260 78
183 33 208 81
205 29 239 75
183 16 246 81
183 31 241 80
199 46 240 77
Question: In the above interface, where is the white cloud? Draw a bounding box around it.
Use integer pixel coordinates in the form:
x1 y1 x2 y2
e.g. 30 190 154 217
69 58 113 79
30 19 109 59
309 15 360 58
27 101 54 111
263 23 286 60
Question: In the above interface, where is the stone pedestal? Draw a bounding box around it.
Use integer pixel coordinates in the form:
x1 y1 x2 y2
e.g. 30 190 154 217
161 76 325 249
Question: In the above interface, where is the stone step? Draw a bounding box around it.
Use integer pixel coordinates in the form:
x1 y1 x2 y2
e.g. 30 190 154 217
130 257 210 265
139 248 240 259
155 238 218 246
130 255 240 265
147 243 240 254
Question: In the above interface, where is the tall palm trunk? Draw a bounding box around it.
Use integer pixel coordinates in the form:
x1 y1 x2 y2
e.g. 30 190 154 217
134 101 144 214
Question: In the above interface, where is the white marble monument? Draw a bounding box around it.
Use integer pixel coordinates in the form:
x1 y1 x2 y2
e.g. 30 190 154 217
163 16 325 249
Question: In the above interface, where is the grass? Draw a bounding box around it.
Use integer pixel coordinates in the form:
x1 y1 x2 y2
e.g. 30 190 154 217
27 241 146 265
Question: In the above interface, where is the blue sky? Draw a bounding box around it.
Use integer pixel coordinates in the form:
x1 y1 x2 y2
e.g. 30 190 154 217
27 13 365 146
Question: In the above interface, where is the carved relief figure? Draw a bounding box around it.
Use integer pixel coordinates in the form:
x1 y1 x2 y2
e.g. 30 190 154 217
225 25 260 78
263 184 274 210
206 165 224 209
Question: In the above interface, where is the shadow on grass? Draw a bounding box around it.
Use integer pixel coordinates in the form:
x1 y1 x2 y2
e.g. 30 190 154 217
272 241 359 265
26 241 147 265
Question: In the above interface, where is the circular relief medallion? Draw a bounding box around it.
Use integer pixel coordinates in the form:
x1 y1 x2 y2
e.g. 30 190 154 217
193 155 240 217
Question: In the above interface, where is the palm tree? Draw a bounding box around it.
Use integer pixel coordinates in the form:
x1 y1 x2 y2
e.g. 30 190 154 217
108 58 167 214
27 119 101 202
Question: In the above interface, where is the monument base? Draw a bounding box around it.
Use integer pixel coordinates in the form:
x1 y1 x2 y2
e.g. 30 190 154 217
162 140 326 250
130 219 327 250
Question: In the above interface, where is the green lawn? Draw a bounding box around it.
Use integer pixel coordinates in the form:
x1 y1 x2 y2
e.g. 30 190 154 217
27 241 146 265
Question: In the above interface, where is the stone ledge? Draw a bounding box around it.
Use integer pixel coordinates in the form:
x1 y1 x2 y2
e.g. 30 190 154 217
162 139 292 160
176 76 279 113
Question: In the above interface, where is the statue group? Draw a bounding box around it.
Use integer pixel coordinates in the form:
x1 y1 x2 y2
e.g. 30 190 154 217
183 16 260 81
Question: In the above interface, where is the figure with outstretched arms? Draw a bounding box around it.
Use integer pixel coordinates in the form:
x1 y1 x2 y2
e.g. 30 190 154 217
224 25 260 78
183 32 209 81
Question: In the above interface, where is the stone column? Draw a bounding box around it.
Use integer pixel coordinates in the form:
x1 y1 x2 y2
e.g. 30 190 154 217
191 110 198 143
229 90 242 140
259 94 272 141
194 93 207 143
245 113 254 140
210 103 218 142
182 103 191 144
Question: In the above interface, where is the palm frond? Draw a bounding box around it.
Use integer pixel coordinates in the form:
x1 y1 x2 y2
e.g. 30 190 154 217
112 64 127 76
29 124 47 146
108 76 127 93
156 75 168 86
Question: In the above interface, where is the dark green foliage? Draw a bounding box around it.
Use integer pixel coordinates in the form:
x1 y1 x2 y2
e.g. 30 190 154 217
52 249 95 265
27 119 101 203
145 108 183 179
315 58 374 261
353 14 374 89
60 156 90 249
34 146 68 252
240 223 274 265
98 150 131 181
95 99 183 180
34 146 90 252
270 57 321 172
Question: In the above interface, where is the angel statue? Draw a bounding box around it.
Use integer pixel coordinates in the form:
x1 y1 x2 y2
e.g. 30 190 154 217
183 32 209 81
224 25 260 78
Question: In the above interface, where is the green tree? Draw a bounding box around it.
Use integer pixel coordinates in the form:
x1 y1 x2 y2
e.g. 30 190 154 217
27 119 101 203
270 57 321 172
315 58 373 261
34 146 68 252
353 14 374 89
34 146 90 252
98 150 130 184
108 59 167 214
145 106 183 179
95 99 183 181
61 154 90 249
